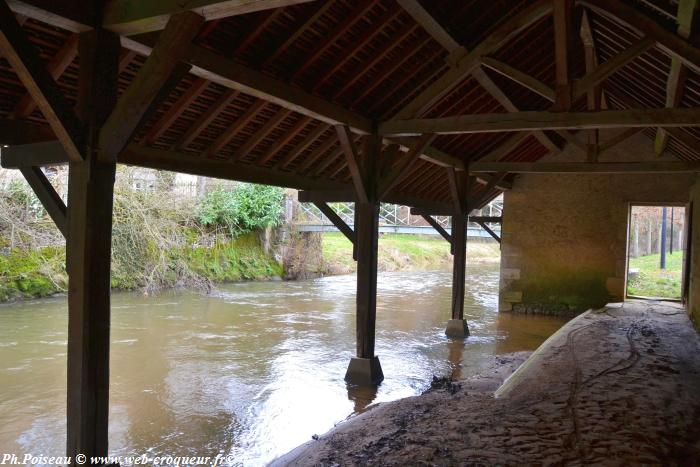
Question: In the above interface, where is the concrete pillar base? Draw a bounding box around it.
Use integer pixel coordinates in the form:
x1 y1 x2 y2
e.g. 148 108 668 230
344 356 384 386
445 319 470 338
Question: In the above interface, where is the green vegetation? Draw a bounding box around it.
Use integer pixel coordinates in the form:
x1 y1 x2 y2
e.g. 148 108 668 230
627 252 683 299
321 232 499 274
0 169 284 301
198 184 283 236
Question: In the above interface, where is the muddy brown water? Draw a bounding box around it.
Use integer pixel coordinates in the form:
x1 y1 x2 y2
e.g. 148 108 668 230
0 266 566 466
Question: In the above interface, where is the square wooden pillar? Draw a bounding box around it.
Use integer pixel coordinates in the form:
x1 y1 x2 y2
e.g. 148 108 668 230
66 29 119 461
343 131 383 385
446 212 469 338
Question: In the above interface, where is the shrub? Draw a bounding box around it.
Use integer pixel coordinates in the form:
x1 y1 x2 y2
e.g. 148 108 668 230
198 183 283 236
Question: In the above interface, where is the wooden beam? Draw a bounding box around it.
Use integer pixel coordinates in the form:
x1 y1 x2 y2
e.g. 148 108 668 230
12 33 79 119
393 0 552 119
66 27 120 463
578 0 700 75
553 0 573 110
1 140 70 167
19 166 67 237
186 43 373 133
336 125 368 203
469 216 502 223
377 133 435 200
598 127 643 153
475 220 500 243
0 0 84 161
580 9 601 162
397 0 459 51
472 64 562 156
450 212 467 321
379 108 700 136
102 0 316 35
572 36 655 101
313 202 355 245
6 0 93 33
120 144 341 190
655 0 697 156
99 11 204 162
421 214 452 245
480 57 555 102
298 189 453 214
0 119 56 146
469 160 700 173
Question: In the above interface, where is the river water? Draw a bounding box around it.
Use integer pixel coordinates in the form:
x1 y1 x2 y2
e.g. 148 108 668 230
0 266 566 465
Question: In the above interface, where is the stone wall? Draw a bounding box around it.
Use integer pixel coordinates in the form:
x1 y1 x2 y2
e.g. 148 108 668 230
499 132 696 316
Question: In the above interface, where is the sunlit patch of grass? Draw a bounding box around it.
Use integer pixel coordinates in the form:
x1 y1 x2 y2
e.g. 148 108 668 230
627 252 683 299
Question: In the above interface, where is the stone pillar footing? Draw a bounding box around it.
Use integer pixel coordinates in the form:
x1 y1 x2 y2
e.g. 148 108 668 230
345 356 384 386
445 319 470 338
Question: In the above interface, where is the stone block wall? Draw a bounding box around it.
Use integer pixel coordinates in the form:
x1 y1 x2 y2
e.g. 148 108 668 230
498 132 696 316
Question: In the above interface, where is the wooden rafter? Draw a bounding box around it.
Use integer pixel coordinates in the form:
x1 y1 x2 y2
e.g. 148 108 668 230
99 11 204 162
142 78 209 146
377 133 435 199
579 0 700 75
175 89 238 149
231 108 291 161
0 1 84 161
480 57 555 102
102 0 317 35
654 0 697 156
393 0 552 119
379 108 700 136
12 33 78 119
312 4 402 92
203 98 267 156
572 36 655 101
256 115 312 166
289 0 375 82
273 123 328 169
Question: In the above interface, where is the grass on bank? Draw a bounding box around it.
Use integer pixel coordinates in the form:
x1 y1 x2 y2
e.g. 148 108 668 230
627 251 684 299
321 232 500 274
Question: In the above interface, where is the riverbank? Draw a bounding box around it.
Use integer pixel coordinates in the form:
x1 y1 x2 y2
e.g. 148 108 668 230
321 232 499 275
276 300 700 465
0 230 500 302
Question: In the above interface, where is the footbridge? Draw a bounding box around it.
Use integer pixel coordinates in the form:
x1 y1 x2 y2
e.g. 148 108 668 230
288 197 503 241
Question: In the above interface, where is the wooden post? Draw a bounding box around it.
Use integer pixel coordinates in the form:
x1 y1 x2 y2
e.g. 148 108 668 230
446 212 469 337
344 132 383 385
66 29 119 462
446 170 470 338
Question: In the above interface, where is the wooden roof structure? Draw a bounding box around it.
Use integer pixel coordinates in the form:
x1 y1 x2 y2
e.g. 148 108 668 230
2 0 700 214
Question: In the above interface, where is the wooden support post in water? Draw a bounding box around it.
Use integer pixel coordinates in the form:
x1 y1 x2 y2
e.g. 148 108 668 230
66 29 120 462
446 212 469 338
345 132 383 385
446 169 470 338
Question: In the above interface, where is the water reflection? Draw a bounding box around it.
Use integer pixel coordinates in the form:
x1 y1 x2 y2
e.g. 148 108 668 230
0 266 566 466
